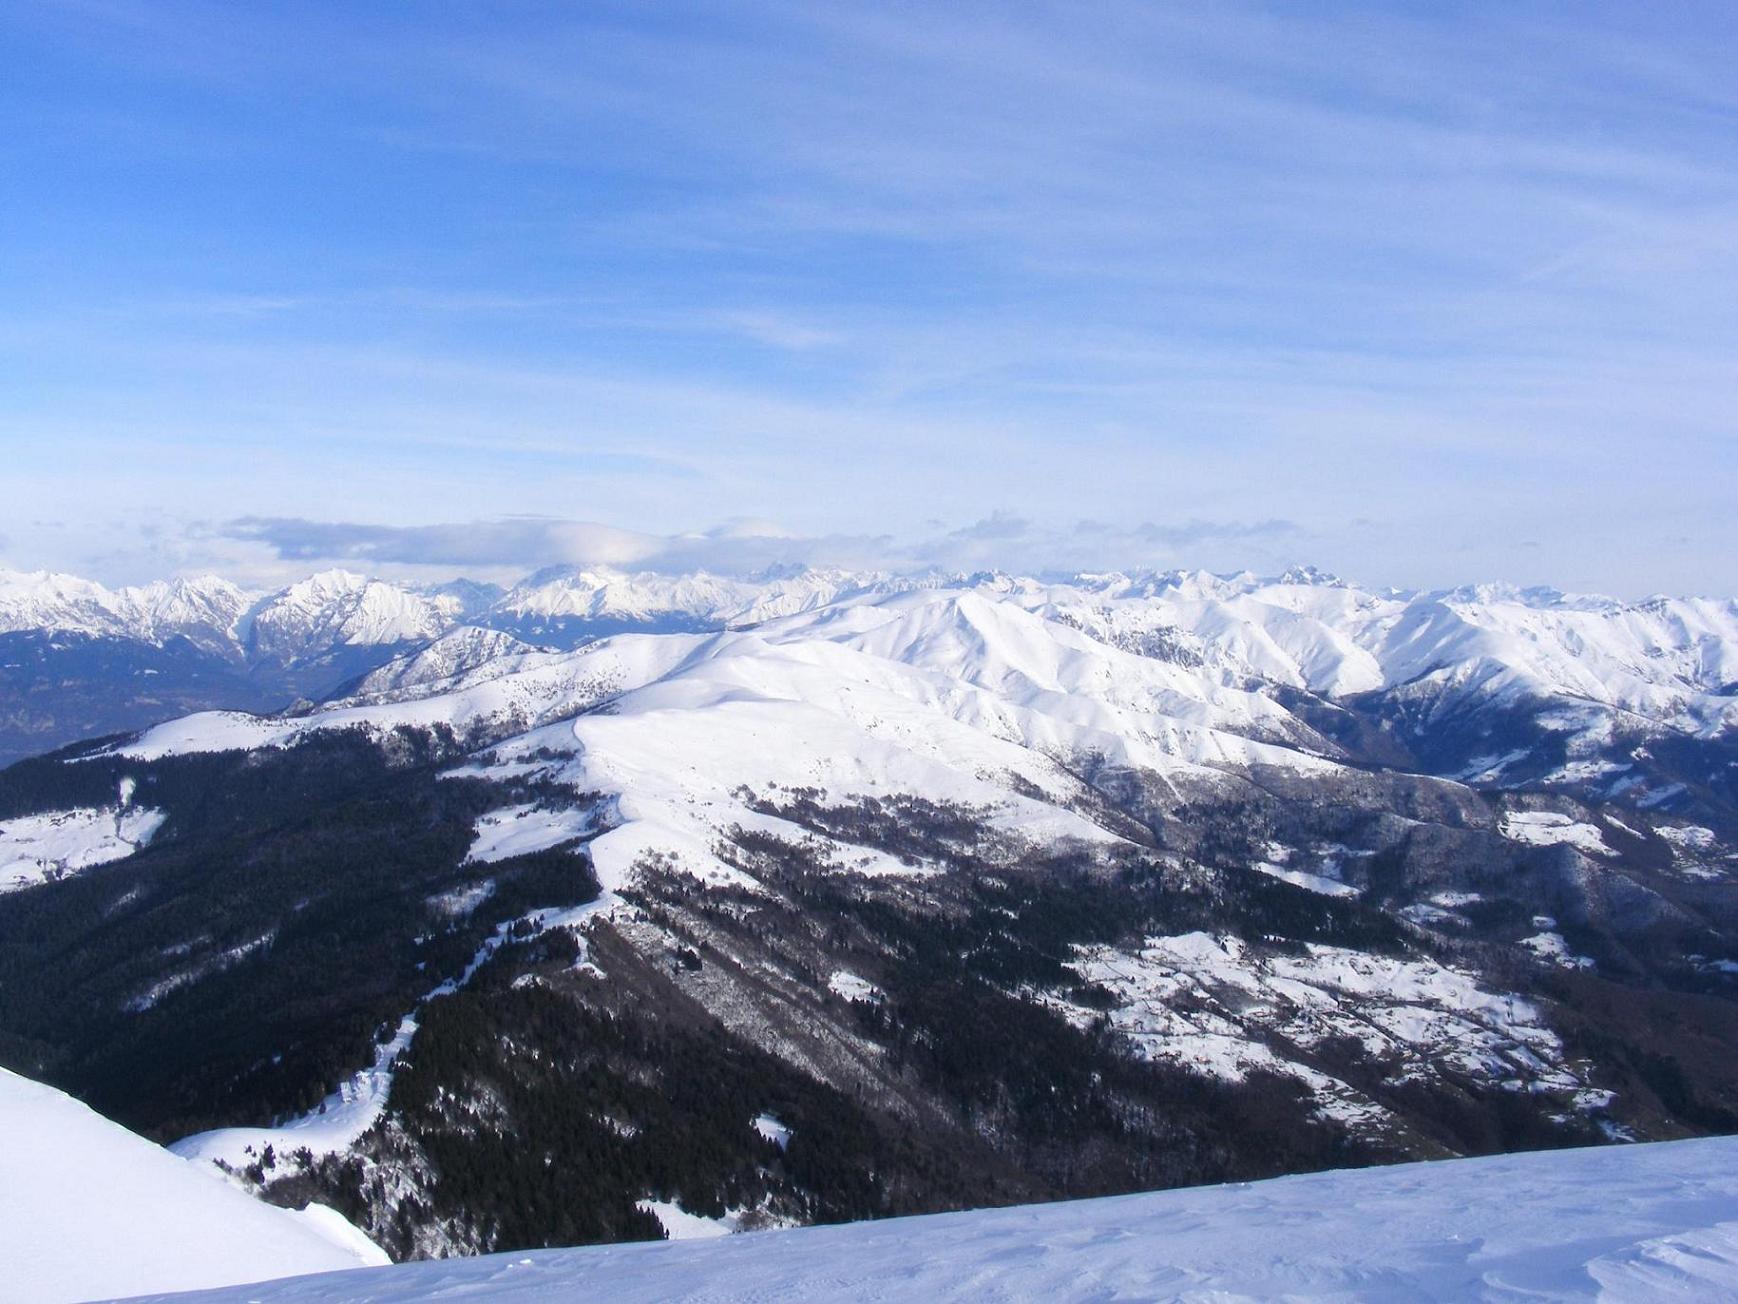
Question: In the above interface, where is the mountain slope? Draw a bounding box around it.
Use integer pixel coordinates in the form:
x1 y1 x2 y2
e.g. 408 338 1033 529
0 1066 384 1304
124 1135 1738 1303
2 566 1736 1264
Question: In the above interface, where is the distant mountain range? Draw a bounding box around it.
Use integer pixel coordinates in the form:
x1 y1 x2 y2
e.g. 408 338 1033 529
4 561 1735 791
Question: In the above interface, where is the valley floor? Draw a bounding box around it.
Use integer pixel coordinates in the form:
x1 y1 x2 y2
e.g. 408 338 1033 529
129 1135 1738 1303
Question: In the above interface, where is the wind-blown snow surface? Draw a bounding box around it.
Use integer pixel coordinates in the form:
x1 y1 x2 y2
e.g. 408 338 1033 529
0 1067 385 1304
130 1137 1738 1303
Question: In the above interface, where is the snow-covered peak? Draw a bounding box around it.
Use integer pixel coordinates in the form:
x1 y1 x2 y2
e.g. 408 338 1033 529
0 568 135 638
1276 564 1345 588
120 583 1340 900
417 577 505 621
495 565 870 628
6 561 1737 749
280 567 371 599
247 571 458 663
0 568 254 647
499 566 738 621
126 575 253 646
352 626 547 697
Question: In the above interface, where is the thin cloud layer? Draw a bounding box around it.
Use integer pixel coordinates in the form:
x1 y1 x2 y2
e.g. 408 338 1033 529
221 514 1305 581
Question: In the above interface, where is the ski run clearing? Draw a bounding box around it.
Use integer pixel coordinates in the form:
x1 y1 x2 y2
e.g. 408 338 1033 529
0 803 165 894
122 1135 1738 1303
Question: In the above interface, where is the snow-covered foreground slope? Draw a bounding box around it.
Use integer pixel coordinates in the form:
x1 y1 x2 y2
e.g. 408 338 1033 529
0 1067 385 1304
131 1137 1738 1303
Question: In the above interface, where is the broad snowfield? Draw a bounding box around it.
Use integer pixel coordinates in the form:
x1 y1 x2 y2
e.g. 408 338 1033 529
125 1136 1738 1303
0 1068 385 1304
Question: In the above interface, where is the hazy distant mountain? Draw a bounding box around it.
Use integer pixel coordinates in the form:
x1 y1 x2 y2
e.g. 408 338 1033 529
0 567 493 765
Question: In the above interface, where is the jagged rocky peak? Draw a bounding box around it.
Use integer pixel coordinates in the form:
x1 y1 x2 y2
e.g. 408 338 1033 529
1276 564 1344 587
0 568 252 648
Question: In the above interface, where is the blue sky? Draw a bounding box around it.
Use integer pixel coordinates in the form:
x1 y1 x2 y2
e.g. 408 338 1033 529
3 1 1735 594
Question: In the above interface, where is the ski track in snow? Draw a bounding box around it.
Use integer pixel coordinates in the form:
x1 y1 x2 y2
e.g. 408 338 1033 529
122 1135 1738 1303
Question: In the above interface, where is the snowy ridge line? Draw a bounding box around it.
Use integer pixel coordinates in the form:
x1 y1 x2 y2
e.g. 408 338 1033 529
121 1135 1738 1302
89 566 1738 787
94 573 1738 1013
6 561 1736 733
114 588 1338 937
0 567 466 660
